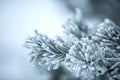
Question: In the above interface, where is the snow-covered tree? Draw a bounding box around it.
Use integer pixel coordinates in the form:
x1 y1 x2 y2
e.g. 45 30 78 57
25 9 120 80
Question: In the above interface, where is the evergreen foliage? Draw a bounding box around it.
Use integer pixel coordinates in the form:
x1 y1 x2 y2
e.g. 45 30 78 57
25 9 120 80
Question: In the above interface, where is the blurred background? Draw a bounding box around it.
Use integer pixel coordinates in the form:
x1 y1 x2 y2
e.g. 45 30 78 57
0 0 120 80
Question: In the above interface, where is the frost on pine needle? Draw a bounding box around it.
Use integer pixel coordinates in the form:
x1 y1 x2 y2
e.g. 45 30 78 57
101 46 120 79
94 19 120 51
65 38 107 80
25 31 69 71
25 8 120 80
93 19 120 80
62 8 88 39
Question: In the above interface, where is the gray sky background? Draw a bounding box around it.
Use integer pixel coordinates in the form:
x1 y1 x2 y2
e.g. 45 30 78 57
0 0 69 80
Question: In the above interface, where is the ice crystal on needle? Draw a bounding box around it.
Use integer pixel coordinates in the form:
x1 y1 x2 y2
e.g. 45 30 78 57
25 9 120 80
94 19 120 49
94 19 120 80
65 38 108 80
25 31 68 71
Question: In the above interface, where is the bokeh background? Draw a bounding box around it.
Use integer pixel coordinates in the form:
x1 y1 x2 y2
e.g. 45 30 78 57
0 0 120 80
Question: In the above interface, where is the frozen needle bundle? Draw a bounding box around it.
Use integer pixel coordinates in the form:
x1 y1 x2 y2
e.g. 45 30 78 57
25 9 120 80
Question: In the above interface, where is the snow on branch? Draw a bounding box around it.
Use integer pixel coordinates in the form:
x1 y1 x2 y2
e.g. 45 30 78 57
25 9 120 80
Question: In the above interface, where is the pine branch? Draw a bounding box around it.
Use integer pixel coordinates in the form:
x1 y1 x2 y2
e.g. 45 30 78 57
93 19 120 80
25 31 68 71
65 38 108 80
25 9 120 80
94 19 120 50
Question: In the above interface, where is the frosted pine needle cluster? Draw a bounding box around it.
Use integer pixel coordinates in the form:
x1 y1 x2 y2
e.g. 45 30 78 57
25 9 120 80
